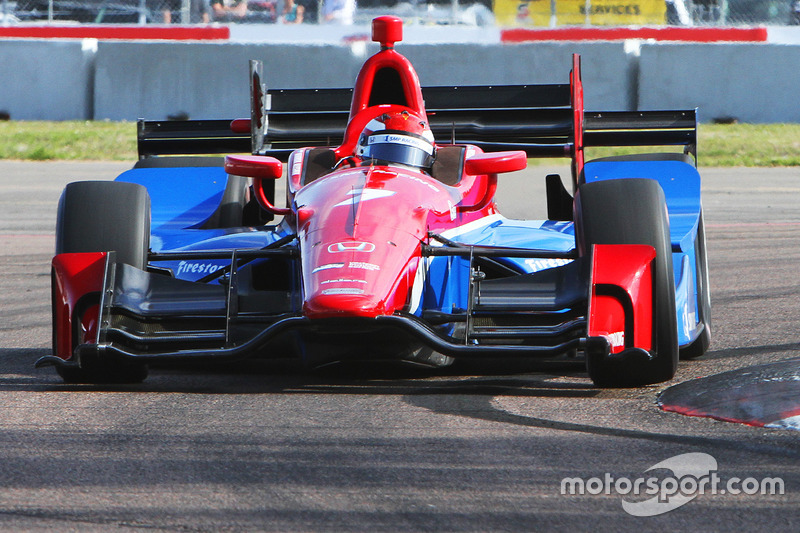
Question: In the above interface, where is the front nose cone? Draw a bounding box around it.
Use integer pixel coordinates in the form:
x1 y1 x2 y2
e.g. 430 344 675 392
303 292 387 319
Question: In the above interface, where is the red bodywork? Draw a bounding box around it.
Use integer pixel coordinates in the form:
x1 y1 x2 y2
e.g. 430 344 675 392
589 244 655 353
294 164 461 318
51 252 107 360
229 16 514 320
246 140 509 319
570 54 585 181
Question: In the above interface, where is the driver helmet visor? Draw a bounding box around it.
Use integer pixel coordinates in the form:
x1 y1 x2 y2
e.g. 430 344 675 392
362 132 435 169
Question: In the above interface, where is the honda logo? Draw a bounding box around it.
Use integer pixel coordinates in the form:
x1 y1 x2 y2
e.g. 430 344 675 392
327 242 376 253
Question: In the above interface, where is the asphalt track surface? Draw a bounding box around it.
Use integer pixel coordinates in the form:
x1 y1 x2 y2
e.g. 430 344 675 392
0 160 799 531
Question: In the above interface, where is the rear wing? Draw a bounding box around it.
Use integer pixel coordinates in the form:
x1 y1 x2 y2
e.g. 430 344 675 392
137 57 697 187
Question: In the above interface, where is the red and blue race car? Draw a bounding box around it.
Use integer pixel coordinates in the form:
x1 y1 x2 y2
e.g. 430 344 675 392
40 16 710 387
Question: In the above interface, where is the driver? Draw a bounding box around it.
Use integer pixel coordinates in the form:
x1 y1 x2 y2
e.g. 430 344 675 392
356 110 436 173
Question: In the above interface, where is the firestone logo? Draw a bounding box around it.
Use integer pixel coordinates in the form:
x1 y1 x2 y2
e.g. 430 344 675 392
176 261 221 276
561 453 785 516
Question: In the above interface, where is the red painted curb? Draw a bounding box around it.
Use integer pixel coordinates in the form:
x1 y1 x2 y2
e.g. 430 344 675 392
501 26 768 43
0 25 230 41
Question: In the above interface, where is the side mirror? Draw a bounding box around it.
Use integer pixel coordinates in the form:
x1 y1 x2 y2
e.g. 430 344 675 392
224 155 283 180
224 155 290 216
464 150 527 176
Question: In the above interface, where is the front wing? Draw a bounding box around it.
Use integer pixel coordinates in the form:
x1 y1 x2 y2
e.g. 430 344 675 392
42 242 659 371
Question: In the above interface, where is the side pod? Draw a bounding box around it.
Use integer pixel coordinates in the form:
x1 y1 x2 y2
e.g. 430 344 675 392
588 244 655 354
51 252 109 360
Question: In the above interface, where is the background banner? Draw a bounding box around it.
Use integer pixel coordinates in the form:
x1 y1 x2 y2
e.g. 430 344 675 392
496 0 667 26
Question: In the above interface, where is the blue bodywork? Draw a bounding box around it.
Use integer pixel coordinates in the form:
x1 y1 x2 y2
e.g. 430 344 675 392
117 166 291 282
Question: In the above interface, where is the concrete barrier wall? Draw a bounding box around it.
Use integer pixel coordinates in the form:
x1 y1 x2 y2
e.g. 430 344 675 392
403 42 631 110
1 39 799 123
638 43 800 123
95 41 632 120
95 43 632 120
0 40 94 120
94 42 367 120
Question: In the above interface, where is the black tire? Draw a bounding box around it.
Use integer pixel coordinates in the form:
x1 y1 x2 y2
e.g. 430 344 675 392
575 178 678 387
56 181 150 269
680 210 711 359
53 181 150 383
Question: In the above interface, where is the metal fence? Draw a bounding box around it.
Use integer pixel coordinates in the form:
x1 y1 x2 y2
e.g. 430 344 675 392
1 0 799 26
3 0 280 23
705 0 798 25
6 0 232 24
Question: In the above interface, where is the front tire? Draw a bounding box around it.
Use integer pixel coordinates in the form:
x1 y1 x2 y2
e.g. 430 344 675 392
54 181 151 383
56 181 150 268
575 178 678 387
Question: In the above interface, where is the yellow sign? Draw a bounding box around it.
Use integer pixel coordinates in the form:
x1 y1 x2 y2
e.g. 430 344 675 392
495 0 666 26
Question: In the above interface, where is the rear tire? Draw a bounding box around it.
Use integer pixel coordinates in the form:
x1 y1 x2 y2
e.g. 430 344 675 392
575 178 678 387
54 181 150 383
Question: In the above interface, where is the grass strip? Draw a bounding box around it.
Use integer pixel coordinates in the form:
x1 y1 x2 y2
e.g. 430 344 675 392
1 121 799 166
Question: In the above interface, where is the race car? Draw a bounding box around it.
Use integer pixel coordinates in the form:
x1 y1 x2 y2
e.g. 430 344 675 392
39 15 710 387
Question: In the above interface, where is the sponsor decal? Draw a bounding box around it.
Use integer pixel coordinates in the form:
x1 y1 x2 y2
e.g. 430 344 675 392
580 3 641 15
496 0 665 26
327 241 376 253
524 258 573 273
348 262 381 271
320 279 368 284
176 261 221 276
291 159 302 177
312 263 345 274
369 133 434 154
604 331 625 349
321 288 365 295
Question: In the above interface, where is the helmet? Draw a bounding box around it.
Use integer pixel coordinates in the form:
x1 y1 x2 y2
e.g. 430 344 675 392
356 110 435 170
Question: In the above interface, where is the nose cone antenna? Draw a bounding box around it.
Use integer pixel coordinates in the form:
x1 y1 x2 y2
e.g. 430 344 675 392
372 15 403 49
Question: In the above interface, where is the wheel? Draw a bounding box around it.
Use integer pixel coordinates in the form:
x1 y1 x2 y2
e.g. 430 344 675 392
56 181 150 268
53 181 150 383
680 210 711 359
575 178 678 387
